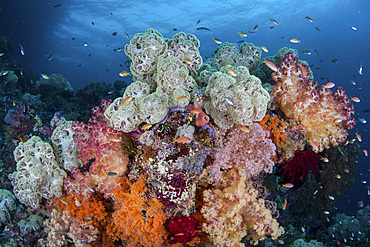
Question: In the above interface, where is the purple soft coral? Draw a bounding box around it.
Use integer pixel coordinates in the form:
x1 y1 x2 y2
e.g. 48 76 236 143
207 123 276 182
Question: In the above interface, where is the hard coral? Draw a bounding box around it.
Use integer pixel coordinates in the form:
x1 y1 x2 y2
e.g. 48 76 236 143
278 150 323 184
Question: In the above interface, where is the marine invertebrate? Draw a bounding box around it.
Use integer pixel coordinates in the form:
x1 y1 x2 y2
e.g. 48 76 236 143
9 136 67 208
201 168 284 246
213 42 262 71
107 178 167 247
167 216 202 244
278 150 323 183
207 123 276 182
272 52 355 152
204 66 270 129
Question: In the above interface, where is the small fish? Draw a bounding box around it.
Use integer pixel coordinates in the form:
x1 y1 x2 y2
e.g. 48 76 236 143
309 139 319 152
106 172 117 176
344 168 350 173
196 20 201 25
321 157 329 162
324 211 330 215
269 19 279 25
315 26 321 32
47 54 53 61
78 64 81 68
331 59 338 63
359 118 366 124
191 109 200 115
350 80 356 85
83 42 88 46
336 174 341 179
108 137 121 142
323 82 335 89
72 37 76 40
125 31 129 39
305 16 314 23
239 125 250 132
278 240 284 245
41 74 49 79
262 58 278 72
19 44 25 55
116 47 123 52
53 4 62 8
84 217 93 220
351 26 357 31
313 190 319 195
81 240 90 243
314 49 319 56
120 96 133 107
260 46 268 52
119 71 130 77
112 32 117 36
282 183 294 188
55 231 68 234
59 198 69 205
197 27 210 31
283 198 287 210
176 95 188 101
86 186 95 193
246 149 253 154
181 57 192 65
248 31 256 34
237 31 248 38
298 63 308 77
0 53 4 56
254 24 259 31
289 38 301 43
141 123 152 131
302 49 311 55
225 97 234 105
88 53 91 57
355 132 362 142
225 66 237 77
358 201 364 208
172 136 192 144
301 227 305 233
212 146 222 151
328 196 335 200
148 179 162 186
73 188 80 194
364 149 368 157
212 37 222 44
362 180 367 184
358 62 363 75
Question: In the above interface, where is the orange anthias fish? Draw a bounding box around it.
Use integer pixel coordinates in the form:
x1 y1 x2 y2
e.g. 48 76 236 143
283 198 287 210
254 24 259 31
356 132 362 142
176 95 188 101
351 97 361 103
289 38 301 43
239 125 250 132
260 46 268 52
282 183 294 188
298 63 308 78
108 137 122 143
172 136 192 144
309 139 319 152
323 82 335 89
181 57 192 65
363 149 368 157
141 123 152 131
120 96 133 107
119 71 130 77
262 58 278 72
269 18 279 25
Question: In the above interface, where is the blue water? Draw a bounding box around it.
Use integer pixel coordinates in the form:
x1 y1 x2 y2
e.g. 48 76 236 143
1 0 370 244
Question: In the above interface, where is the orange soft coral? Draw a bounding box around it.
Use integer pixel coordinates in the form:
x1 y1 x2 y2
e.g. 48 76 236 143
258 113 287 144
107 178 167 247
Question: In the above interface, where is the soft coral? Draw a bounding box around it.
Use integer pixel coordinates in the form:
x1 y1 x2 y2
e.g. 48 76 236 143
278 150 323 184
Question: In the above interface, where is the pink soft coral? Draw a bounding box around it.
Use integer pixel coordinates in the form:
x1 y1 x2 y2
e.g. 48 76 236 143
207 123 276 182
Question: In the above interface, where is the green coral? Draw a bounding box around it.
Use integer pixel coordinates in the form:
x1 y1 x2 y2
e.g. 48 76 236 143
204 65 270 129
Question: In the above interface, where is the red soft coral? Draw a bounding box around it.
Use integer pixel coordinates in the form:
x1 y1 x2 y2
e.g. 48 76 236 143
278 150 323 184
168 216 202 244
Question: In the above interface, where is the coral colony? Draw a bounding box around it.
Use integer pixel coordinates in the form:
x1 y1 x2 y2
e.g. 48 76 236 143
4 29 363 246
